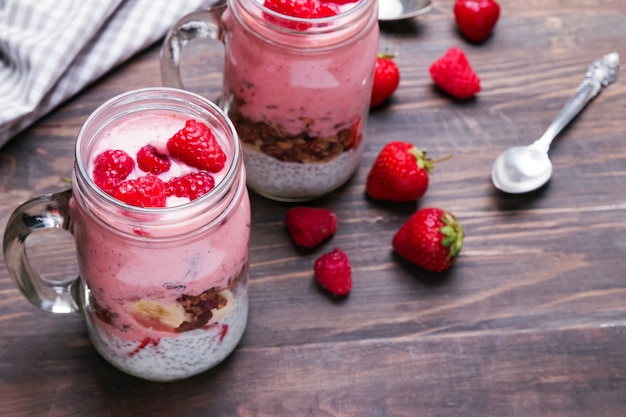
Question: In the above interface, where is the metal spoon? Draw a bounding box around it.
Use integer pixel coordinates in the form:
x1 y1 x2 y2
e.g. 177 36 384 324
378 0 432 21
491 52 620 194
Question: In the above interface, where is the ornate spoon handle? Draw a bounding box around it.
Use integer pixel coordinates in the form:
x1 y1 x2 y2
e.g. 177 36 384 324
531 52 620 154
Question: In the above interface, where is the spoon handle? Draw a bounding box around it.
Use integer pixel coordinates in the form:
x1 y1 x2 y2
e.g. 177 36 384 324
531 52 620 154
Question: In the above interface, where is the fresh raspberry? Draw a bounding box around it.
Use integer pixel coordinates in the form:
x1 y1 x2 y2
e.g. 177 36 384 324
114 174 168 208
167 120 226 173
92 149 134 194
429 47 481 99
167 172 215 201
314 2 339 17
263 0 316 30
314 248 352 296
285 206 338 248
137 145 171 174
264 0 316 18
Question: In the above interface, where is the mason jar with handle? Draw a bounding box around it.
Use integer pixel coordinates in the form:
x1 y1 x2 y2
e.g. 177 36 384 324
161 0 380 202
3 87 251 382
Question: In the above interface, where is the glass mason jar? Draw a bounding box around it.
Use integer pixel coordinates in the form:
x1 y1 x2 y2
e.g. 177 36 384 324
3 88 251 382
161 0 380 201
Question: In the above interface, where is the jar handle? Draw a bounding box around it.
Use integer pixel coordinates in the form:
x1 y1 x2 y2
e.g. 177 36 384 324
2 189 79 314
160 1 228 89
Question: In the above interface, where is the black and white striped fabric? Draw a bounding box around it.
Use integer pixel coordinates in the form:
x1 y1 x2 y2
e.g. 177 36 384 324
0 0 209 146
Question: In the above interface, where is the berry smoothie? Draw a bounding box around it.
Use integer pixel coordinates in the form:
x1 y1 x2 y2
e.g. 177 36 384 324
220 0 379 201
69 93 250 381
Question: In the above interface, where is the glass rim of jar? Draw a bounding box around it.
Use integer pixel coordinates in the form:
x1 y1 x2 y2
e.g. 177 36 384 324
235 0 378 36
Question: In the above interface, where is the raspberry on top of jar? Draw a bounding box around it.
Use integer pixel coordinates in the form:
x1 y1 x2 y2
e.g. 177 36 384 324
262 0 361 30
91 116 227 208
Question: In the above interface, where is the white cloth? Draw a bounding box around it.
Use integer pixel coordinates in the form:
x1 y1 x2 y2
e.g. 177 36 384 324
0 0 210 147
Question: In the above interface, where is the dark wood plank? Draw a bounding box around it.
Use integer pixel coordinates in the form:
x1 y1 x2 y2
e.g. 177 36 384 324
1 327 625 416
1 0 626 416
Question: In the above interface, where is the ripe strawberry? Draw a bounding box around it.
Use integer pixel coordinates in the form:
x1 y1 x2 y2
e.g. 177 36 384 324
371 53 400 108
429 47 480 99
137 145 171 174
366 142 434 202
454 0 500 43
392 208 464 272
314 248 352 296
167 119 226 173
285 206 338 248
92 149 134 194
167 172 215 201
114 174 168 208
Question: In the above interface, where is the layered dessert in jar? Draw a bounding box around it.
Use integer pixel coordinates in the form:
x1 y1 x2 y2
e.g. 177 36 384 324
220 0 379 201
70 95 250 381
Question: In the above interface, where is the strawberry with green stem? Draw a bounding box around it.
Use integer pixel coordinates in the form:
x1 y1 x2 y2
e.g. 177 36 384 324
392 208 464 272
366 141 450 202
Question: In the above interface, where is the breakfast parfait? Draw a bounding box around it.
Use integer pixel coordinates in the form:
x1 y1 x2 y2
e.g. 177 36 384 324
220 0 379 201
70 91 250 381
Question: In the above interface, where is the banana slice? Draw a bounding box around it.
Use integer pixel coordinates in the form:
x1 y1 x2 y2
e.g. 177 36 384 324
132 300 186 329
209 289 235 324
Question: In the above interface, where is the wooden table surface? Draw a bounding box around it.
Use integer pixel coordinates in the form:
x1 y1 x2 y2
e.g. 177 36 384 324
2 0 626 415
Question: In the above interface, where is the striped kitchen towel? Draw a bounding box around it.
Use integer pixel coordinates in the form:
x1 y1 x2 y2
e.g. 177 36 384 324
0 0 210 147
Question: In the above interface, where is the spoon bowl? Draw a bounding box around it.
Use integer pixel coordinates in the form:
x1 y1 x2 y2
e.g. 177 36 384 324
378 0 432 21
491 146 552 194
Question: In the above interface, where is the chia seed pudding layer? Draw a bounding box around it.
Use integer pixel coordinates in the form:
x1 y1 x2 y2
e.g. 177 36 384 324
86 286 248 382
243 144 362 201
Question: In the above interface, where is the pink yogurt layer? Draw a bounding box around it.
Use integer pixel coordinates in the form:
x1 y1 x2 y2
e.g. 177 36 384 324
222 0 378 138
